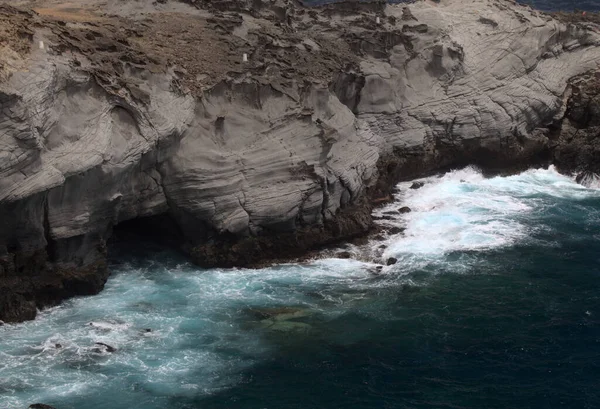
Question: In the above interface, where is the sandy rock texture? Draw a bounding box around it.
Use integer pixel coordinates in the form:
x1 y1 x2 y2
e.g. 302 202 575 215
1 0 600 321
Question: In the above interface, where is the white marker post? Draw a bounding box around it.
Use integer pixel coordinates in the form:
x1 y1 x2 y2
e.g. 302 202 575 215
242 53 248 63
39 41 45 50
376 16 381 24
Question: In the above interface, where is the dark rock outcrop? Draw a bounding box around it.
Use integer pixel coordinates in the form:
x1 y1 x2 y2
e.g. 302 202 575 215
387 227 406 235
93 342 117 353
336 251 352 259
552 71 600 177
1 0 600 322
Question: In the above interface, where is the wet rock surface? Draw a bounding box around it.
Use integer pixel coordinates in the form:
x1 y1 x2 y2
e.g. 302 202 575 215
336 251 353 259
387 226 406 235
0 0 600 322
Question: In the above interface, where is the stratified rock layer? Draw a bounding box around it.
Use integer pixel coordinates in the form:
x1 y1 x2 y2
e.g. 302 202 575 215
1 0 600 322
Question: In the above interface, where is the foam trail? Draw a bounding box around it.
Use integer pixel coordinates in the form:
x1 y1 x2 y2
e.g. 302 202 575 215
373 166 600 269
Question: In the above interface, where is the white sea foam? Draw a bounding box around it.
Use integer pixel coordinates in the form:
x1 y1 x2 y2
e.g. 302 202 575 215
371 166 600 270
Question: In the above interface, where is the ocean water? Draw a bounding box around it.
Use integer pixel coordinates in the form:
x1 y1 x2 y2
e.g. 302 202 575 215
303 0 600 12
519 0 600 12
1 166 600 409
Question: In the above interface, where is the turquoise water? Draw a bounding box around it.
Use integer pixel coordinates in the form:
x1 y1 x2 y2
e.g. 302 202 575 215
2 167 600 409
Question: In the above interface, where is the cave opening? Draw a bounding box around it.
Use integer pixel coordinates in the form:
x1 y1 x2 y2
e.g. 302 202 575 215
108 214 187 262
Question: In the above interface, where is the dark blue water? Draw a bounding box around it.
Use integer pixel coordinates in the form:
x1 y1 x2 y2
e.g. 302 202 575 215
303 0 600 12
520 0 600 11
2 167 600 409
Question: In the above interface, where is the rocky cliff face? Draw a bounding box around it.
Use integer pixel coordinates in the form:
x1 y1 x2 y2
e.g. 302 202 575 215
1 0 599 322
552 71 600 182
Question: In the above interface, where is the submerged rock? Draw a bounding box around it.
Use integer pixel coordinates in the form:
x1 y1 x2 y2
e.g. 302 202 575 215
29 404 57 409
368 265 385 275
260 320 312 334
252 306 313 334
248 306 312 322
410 182 425 190
93 342 117 353
386 257 398 266
398 207 412 214
401 283 421 293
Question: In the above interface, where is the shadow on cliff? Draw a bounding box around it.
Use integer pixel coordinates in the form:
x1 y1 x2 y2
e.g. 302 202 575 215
107 214 187 262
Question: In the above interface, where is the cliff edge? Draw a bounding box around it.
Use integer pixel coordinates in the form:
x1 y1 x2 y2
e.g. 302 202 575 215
1 0 600 322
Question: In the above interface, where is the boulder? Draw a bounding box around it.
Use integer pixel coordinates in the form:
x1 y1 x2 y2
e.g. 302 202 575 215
94 342 117 353
387 226 406 235
336 251 353 259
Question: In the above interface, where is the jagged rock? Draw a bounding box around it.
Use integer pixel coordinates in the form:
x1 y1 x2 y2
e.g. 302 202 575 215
410 182 425 189
94 342 117 353
387 227 406 235
0 291 36 323
576 171 600 188
553 73 600 175
368 265 384 275
1 0 600 322
386 257 398 266
336 251 352 259
398 207 412 214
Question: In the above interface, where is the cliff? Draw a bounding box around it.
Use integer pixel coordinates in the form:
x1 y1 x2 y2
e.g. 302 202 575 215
1 0 599 322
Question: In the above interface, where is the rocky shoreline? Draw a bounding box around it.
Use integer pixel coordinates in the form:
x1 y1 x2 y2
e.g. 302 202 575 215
1 0 600 323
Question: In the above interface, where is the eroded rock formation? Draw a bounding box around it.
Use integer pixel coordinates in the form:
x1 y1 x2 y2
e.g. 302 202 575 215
1 0 600 322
